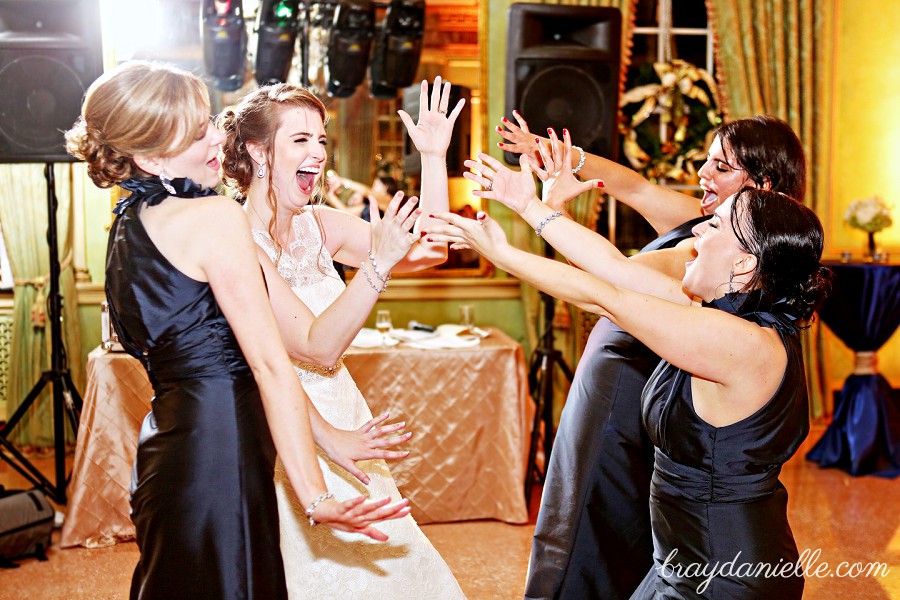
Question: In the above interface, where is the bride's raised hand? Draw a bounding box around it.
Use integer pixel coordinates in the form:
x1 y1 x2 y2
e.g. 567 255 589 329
311 495 412 541
397 76 465 158
368 190 423 272
463 152 538 215
319 412 413 485
496 110 543 165
425 210 512 263
536 128 604 211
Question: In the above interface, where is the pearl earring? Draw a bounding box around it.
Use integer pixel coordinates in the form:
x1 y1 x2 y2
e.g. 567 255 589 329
257 164 266 178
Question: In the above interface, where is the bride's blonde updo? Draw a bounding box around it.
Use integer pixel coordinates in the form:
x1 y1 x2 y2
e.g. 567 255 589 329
65 61 211 188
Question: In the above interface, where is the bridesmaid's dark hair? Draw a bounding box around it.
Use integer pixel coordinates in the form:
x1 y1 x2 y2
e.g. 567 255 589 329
718 116 807 201
730 188 832 322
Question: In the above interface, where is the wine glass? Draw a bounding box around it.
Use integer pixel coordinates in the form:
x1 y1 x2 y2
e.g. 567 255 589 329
375 310 393 345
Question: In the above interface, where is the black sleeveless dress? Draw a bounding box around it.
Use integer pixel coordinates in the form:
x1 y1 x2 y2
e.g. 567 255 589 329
631 292 808 599
105 177 287 599
526 217 709 600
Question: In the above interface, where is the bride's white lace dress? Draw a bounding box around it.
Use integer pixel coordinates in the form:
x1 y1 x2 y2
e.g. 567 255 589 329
252 209 466 600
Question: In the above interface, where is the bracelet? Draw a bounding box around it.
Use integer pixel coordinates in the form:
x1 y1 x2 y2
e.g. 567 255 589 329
535 210 564 237
367 251 392 286
571 145 586 175
306 491 334 526
360 261 387 293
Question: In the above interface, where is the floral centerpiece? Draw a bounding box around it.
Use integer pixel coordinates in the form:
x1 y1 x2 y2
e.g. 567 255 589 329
619 59 722 184
844 196 893 255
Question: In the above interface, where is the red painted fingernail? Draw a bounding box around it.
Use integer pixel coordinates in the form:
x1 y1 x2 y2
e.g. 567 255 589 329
496 126 503 132
420 231 427 237
534 137 540 143
513 109 520 115
563 128 569 136
498 142 504 148
547 128 554 135
501 117 509 123
427 237 434 242
597 181 605 188
428 214 435 218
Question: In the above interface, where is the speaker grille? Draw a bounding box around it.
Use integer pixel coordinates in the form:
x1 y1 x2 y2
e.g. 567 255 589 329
0 55 85 160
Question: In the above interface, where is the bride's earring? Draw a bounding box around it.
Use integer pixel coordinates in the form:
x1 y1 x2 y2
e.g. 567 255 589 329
728 269 735 294
159 171 176 195
257 163 266 178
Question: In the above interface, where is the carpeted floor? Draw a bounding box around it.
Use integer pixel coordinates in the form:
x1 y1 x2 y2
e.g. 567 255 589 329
0 424 898 599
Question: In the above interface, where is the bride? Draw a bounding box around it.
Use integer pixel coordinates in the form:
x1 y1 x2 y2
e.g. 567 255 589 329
218 77 467 598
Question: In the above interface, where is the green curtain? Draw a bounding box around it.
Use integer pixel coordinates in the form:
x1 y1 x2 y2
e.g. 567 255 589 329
0 164 84 447
708 0 836 417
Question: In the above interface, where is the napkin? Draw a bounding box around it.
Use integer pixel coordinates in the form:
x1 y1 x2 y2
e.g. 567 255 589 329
389 328 438 343
405 335 482 349
435 324 490 339
351 328 399 348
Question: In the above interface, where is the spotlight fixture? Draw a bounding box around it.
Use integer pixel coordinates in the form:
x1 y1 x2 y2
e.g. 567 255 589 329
255 0 301 85
369 0 425 100
325 0 375 99
201 0 248 91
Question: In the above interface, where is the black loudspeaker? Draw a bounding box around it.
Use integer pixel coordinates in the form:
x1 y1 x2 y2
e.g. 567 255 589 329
504 4 621 165
369 0 425 100
201 0 248 92
255 0 301 85
0 0 102 163
403 84 471 177
326 0 375 98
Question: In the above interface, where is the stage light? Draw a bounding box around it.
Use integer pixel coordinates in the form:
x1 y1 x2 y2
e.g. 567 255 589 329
304 2 338 96
255 0 301 85
369 0 425 100
325 0 375 99
201 0 248 91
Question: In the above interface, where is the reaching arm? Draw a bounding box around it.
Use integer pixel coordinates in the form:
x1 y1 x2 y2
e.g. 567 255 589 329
193 197 410 539
424 210 784 394
497 110 703 234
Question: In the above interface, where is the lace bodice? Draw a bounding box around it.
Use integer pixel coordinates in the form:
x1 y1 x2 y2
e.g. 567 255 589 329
251 208 346 317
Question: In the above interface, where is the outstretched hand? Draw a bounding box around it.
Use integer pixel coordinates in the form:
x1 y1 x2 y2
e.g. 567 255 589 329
398 76 465 158
533 128 604 210
312 495 412 541
425 210 511 262
462 152 538 215
496 110 543 165
368 190 423 272
319 411 412 485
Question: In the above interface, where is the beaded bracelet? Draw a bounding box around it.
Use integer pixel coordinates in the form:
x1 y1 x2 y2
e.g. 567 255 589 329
367 251 392 286
360 261 387 293
306 491 334 526
571 145 586 175
535 210 564 237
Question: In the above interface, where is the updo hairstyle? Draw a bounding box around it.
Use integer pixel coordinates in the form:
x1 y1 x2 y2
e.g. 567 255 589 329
730 188 832 322
65 61 210 188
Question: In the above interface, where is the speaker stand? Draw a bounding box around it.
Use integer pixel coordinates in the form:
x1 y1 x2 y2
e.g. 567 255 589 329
524 244 574 509
0 163 83 505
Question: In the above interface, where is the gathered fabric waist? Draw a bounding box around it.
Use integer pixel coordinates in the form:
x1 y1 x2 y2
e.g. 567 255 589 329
652 449 782 503
143 343 253 384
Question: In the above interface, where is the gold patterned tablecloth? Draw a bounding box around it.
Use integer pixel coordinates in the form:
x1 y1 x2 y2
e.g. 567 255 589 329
61 330 531 548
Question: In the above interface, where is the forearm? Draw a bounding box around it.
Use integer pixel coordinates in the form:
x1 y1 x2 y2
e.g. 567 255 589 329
577 152 703 234
399 153 449 270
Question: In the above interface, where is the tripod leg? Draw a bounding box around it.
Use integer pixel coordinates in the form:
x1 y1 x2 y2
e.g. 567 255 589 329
0 373 51 436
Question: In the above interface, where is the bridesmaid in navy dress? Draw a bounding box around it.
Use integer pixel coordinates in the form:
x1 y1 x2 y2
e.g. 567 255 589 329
65 61 411 599
428 145 831 598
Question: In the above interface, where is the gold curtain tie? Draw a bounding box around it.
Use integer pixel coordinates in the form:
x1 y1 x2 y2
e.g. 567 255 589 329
12 249 75 329
852 351 878 375
296 354 347 378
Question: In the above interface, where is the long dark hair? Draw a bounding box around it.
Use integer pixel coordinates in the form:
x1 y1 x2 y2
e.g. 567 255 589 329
718 116 806 201
730 187 831 321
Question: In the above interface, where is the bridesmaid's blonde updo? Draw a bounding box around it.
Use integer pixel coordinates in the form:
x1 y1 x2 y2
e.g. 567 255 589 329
65 61 211 188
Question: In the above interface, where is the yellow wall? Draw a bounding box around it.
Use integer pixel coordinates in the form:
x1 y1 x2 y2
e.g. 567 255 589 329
823 0 900 394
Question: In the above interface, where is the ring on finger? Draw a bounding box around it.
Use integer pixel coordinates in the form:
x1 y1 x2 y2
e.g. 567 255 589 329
485 180 493 191
438 108 447 115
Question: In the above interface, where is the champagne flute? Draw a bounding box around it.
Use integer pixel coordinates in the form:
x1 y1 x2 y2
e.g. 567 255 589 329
375 309 393 346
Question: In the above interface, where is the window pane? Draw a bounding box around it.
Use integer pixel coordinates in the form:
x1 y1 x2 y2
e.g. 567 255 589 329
626 35 659 88
673 35 709 71
634 0 660 28
672 0 708 28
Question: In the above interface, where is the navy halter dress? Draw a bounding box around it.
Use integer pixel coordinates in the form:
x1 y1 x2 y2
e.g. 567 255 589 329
105 177 287 599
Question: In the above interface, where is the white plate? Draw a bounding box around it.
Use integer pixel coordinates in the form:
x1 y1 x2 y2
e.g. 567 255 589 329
389 328 438 343
406 335 482 349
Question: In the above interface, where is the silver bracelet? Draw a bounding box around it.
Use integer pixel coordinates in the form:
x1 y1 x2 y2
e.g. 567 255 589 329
367 251 391 285
535 210 564 237
306 491 334 526
572 145 586 175
360 261 387 293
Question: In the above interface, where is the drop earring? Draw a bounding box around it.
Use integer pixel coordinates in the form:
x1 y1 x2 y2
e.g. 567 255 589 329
257 163 266 178
728 270 735 294
159 172 176 195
